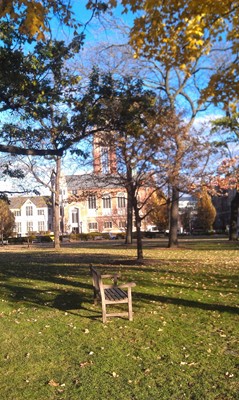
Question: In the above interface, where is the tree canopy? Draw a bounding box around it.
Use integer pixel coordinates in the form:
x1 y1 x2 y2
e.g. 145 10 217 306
0 0 78 39
109 0 239 109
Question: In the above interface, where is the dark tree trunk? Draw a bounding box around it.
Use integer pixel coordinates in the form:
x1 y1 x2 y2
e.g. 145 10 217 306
54 156 61 250
168 186 179 248
125 166 133 244
229 191 239 241
134 202 143 261
125 188 133 244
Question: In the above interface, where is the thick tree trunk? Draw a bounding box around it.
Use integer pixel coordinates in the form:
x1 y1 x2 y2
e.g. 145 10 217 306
125 166 133 244
229 191 239 241
54 156 61 250
134 203 143 261
168 186 179 248
125 190 133 244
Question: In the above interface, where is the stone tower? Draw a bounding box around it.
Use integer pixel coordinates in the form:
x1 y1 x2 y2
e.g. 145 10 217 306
93 133 117 174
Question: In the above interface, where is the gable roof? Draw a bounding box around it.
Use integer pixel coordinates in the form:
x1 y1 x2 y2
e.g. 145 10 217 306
65 173 123 191
10 196 52 209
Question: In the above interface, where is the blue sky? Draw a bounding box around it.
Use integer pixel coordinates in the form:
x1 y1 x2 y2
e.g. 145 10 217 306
1 2 236 195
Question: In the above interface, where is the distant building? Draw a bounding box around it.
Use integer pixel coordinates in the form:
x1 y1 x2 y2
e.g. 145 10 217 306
60 174 128 234
212 190 239 233
179 194 196 211
60 134 152 235
10 196 52 237
9 132 152 237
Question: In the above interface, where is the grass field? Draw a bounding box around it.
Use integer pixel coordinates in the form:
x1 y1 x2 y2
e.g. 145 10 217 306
0 238 238 399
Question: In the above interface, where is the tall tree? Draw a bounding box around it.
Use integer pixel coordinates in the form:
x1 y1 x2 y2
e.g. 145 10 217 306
106 0 238 247
86 70 166 259
146 190 169 232
195 187 216 231
150 111 212 247
0 199 15 243
211 112 239 240
1 36 106 248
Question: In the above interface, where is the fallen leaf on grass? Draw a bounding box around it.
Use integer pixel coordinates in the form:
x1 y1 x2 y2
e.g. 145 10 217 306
48 379 60 387
80 361 93 368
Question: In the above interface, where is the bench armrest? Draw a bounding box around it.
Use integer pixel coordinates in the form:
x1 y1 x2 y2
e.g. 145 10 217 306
102 273 120 285
102 282 136 289
118 282 136 289
101 274 120 279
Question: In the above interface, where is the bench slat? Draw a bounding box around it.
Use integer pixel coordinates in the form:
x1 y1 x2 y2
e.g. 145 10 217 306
104 288 127 301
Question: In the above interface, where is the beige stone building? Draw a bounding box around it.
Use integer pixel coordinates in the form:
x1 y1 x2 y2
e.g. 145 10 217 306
60 135 151 235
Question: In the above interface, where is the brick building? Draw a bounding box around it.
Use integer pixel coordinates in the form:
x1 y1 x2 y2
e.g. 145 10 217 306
60 134 151 235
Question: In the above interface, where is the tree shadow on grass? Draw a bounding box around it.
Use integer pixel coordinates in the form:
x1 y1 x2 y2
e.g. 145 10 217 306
0 249 238 318
0 281 122 321
134 291 239 315
0 282 89 308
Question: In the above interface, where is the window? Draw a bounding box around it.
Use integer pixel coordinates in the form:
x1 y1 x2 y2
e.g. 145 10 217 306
119 221 126 229
117 194 126 208
102 195 111 209
38 209 44 216
88 195 96 209
15 222 21 234
38 221 45 231
26 206 33 216
101 147 109 173
14 210 21 216
27 221 33 232
104 221 112 229
89 222 98 230
72 189 78 195
72 208 79 223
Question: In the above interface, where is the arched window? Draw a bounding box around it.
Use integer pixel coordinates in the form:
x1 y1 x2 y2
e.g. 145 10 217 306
102 194 111 209
88 195 96 209
71 208 79 223
117 193 126 208
101 147 109 173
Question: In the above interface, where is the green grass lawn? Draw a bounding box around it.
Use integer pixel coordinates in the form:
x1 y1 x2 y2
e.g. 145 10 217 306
0 238 238 399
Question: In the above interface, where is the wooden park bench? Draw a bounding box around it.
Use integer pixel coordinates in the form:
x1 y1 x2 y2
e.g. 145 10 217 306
90 266 136 323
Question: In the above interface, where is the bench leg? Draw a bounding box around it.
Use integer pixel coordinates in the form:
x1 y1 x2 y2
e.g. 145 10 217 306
128 289 133 321
93 289 97 305
101 300 107 323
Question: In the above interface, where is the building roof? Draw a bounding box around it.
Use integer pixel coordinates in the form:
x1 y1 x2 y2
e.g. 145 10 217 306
65 173 123 191
10 196 52 209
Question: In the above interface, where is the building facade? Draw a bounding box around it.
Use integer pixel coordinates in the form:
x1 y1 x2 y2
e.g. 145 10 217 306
10 196 53 237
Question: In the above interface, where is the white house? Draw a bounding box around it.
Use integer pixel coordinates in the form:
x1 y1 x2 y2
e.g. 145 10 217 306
10 196 53 237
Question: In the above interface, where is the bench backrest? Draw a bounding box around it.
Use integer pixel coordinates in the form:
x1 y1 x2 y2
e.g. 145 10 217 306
90 266 104 297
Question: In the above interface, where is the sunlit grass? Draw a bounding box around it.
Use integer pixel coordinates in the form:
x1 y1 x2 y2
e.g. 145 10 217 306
0 239 238 399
